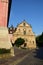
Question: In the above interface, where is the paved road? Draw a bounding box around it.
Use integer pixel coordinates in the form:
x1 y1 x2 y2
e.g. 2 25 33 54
16 48 43 65
0 47 43 65
0 47 29 65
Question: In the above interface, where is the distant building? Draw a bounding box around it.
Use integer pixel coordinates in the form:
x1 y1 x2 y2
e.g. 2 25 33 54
8 25 15 44
13 20 36 49
8 25 14 34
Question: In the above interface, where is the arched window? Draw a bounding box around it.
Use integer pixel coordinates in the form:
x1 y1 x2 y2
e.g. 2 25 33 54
23 22 25 26
33 41 34 44
24 30 26 35
19 29 20 32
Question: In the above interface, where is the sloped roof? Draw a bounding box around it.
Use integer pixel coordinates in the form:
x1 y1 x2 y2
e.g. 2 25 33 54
17 20 32 28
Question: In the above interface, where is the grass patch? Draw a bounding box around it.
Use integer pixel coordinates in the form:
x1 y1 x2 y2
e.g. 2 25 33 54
21 47 27 49
0 48 10 54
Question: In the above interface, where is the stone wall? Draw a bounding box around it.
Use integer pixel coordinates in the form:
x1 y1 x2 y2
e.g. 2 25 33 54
0 27 12 49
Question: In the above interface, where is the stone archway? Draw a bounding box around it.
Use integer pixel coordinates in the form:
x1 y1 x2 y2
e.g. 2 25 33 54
14 38 25 47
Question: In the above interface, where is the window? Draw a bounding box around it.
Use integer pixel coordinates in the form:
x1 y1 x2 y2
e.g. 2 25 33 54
26 39 28 42
33 41 34 44
24 30 26 35
30 41 31 43
19 29 20 31
24 43 27 47
23 22 25 26
29 30 31 32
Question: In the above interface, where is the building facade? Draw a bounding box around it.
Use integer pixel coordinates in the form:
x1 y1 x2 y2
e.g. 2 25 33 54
13 20 36 49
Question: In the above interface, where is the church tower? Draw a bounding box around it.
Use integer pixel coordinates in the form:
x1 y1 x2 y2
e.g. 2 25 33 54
0 0 12 27
0 0 12 49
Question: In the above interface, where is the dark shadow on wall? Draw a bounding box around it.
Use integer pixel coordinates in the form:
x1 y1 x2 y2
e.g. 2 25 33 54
7 0 12 27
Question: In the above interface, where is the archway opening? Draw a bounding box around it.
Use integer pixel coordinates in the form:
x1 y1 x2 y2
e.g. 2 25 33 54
14 38 25 47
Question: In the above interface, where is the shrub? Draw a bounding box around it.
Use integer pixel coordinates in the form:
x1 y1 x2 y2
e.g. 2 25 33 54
36 32 43 47
0 48 10 54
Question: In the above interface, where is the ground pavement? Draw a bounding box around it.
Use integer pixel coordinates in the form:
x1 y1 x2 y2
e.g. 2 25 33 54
0 47 43 65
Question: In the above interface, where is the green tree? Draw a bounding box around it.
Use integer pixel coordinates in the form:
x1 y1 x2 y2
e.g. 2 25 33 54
36 32 43 47
14 38 25 47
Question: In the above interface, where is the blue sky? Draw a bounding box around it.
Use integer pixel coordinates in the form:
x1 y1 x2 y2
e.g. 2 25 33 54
9 0 43 35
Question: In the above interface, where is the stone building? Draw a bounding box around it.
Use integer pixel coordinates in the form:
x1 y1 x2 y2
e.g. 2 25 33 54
13 20 36 49
0 0 12 49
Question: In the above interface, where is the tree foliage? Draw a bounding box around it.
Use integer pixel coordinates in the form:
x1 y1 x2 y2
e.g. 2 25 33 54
14 38 25 47
36 32 43 47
